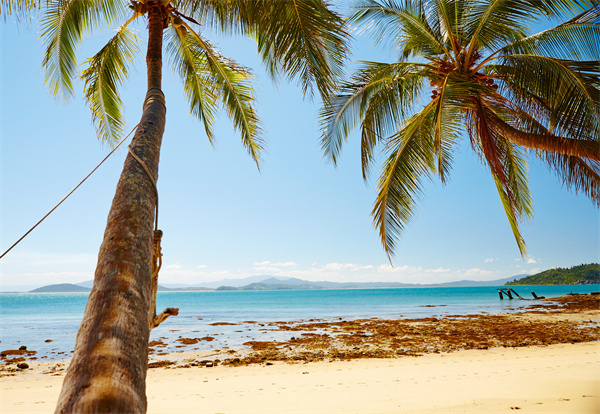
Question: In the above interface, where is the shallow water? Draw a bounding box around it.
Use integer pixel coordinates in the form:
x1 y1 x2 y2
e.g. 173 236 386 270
0 285 597 360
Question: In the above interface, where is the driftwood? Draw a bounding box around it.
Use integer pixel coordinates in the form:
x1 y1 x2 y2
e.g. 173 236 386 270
531 291 545 299
497 288 527 300
151 307 179 329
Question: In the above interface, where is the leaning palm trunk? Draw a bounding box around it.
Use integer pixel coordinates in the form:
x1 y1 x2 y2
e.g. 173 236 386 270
54 4 165 413
495 120 600 161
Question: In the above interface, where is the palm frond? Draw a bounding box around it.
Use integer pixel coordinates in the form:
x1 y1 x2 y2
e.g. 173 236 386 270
0 0 41 16
470 97 533 256
40 0 126 100
428 0 464 55
465 0 541 56
165 26 218 144
252 0 348 103
179 0 252 35
320 61 427 173
372 102 439 257
499 23 600 62
351 0 450 59
541 152 600 206
80 25 139 144
466 1 599 58
431 73 471 182
494 54 600 141
181 22 264 166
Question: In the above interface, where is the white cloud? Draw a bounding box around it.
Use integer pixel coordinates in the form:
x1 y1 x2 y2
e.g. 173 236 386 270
165 264 182 270
430 267 451 273
526 257 537 264
463 268 496 278
484 258 494 263
253 261 296 267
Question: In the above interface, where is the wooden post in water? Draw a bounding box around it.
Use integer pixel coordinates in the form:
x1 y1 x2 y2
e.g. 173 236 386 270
509 288 524 299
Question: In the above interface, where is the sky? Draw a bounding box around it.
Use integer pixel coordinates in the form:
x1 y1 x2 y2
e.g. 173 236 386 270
1 6 598 291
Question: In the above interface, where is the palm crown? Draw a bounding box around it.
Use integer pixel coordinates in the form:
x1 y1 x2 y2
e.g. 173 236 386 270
321 0 599 258
7 0 347 161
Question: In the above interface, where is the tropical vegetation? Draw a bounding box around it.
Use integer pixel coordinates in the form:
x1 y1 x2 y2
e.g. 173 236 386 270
2 0 347 412
506 263 600 285
321 0 600 258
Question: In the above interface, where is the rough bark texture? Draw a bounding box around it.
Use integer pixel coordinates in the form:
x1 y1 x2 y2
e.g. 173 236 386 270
496 119 600 161
55 3 166 413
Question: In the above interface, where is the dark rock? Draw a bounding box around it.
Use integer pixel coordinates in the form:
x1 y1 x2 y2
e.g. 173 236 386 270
17 363 29 369
18 346 27 351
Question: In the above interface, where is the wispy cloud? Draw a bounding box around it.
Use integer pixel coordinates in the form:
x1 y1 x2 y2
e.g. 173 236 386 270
463 268 495 278
253 261 296 267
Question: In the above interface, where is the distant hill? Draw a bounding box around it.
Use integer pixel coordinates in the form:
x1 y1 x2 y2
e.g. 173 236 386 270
30 283 91 293
212 275 528 291
505 264 599 286
29 273 531 293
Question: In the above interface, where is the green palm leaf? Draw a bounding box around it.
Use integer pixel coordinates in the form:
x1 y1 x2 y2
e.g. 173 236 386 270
542 153 600 206
320 61 427 175
469 98 533 255
500 23 600 61
465 0 598 58
252 0 348 102
496 54 599 140
179 0 250 34
180 22 264 166
80 26 139 144
0 0 41 16
373 103 440 257
351 0 450 59
165 26 218 145
428 0 464 55
40 0 125 99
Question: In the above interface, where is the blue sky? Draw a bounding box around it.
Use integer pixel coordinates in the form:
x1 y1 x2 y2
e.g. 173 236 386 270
1 7 598 291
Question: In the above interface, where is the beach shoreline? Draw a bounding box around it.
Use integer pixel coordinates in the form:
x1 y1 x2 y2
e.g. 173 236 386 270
1 294 598 413
1 342 598 413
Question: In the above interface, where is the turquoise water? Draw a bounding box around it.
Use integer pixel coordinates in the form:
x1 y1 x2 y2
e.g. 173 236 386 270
1 285 597 361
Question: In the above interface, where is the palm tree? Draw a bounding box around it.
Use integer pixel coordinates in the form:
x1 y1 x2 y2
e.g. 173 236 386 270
3 0 347 412
321 0 599 258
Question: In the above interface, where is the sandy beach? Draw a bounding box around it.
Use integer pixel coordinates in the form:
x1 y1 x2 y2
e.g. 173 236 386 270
1 294 598 413
1 342 598 413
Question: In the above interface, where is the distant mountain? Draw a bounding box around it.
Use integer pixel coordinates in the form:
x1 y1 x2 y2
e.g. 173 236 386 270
198 275 294 289
433 275 529 287
31 273 531 294
31 283 91 293
212 275 530 291
76 280 94 289
506 264 599 286
157 285 212 291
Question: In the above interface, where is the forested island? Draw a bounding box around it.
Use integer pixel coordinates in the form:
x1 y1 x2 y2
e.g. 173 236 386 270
505 264 599 286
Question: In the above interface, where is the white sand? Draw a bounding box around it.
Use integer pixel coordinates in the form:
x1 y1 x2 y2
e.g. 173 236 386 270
1 342 598 413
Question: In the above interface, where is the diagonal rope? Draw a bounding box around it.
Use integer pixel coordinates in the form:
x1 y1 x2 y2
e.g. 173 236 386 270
0 124 140 261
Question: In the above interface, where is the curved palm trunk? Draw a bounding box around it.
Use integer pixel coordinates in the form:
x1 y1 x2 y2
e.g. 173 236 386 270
495 118 599 161
55 3 166 413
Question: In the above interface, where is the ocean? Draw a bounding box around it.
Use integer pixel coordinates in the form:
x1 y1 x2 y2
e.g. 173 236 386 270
1 285 597 361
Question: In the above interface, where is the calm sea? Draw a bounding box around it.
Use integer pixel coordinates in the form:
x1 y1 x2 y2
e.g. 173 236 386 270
1 285 597 361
